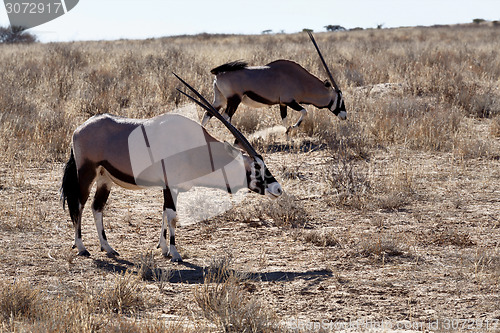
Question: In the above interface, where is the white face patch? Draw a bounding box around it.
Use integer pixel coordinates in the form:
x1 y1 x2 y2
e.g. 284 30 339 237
330 94 339 112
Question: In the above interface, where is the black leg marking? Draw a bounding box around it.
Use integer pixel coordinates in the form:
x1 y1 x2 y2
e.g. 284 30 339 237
244 91 274 105
280 104 288 120
163 229 167 240
163 187 177 211
101 229 107 241
225 95 241 120
170 235 175 246
285 100 304 112
92 185 110 212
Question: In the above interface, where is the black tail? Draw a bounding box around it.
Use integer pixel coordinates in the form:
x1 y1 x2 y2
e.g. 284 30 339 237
210 61 248 75
61 149 80 223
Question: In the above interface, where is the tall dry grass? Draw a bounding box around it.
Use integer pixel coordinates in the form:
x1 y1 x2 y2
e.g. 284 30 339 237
1 24 499 331
0 25 499 165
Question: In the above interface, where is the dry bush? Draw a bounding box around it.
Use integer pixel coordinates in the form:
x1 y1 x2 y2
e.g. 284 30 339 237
259 193 308 228
0 280 99 332
359 233 405 261
100 272 144 314
491 116 500 137
292 229 341 247
135 251 173 290
430 229 476 247
81 271 144 315
204 254 251 285
1 25 500 166
0 279 43 322
194 259 277 332
323 151 371 209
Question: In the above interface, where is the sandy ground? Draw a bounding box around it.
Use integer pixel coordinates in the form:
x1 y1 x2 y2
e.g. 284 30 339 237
0 120 499 332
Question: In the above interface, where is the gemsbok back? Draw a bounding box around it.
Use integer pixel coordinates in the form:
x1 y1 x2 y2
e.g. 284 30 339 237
202 32 347 133
61 74 282 262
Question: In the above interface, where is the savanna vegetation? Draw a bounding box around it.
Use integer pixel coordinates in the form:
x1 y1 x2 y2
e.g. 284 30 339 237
0 22 499 332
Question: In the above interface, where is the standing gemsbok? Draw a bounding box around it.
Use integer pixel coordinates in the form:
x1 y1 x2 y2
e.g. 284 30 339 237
61 74 282 262
202 32 347 133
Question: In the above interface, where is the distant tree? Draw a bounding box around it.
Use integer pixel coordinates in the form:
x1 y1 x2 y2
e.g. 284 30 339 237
473 18 486 24
324 25 346 32
377 23 384 29
261 29 272 34
302 28 313 33
0 26 37 44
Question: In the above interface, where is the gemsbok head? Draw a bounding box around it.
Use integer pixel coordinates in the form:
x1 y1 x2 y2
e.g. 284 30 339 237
61 74 282 262
202 31 346 134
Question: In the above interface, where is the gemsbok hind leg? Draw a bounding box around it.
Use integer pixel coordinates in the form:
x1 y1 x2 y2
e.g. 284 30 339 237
67 160 96 257
158 188 182 262
92 170 118 256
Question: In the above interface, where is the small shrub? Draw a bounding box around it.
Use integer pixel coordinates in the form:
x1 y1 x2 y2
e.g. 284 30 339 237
136 251 172 290
97 272 144 314
293 229 341 247
359 234 404 259
194 268 277 332
491 116 500 137
0 280 43 321
260 193 308 228
431 229 476 247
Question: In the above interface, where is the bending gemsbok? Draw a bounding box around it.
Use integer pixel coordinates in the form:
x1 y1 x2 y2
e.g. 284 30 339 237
202 32 347 133
61 74 282 262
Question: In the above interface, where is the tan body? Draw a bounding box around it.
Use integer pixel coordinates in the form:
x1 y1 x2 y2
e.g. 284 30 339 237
203 60 346 131
61 112 281 261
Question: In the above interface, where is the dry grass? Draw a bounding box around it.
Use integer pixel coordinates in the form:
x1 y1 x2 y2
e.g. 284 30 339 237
194 255 278 332
1 24 499 331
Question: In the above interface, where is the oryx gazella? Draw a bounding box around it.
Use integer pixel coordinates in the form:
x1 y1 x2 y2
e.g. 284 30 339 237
202 32 347 133
61 74 282 262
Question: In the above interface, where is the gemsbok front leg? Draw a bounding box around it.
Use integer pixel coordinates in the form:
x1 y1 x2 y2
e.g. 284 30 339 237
92 170 118 256
285 100 307 134
157 187 182 262
201 81 226 126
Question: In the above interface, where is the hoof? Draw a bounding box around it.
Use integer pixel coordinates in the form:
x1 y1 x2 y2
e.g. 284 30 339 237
78 250 91 257
170 257 183 263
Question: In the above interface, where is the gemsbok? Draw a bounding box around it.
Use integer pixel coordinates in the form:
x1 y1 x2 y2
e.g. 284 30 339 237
61 74 282 262
202 32 347 133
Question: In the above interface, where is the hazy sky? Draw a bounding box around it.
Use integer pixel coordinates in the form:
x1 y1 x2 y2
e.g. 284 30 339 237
1 0 499 42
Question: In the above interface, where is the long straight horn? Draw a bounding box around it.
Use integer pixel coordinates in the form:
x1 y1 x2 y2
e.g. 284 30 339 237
307 31 340 91
172 73 259 158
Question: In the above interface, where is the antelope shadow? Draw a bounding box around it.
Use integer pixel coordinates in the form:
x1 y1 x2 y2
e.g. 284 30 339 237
93 258 333 284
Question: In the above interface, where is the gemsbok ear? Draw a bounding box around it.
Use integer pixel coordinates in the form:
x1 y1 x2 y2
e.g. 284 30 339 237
324 80 332 87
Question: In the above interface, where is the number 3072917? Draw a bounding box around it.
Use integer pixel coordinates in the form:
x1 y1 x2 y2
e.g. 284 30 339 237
5 2 63 14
